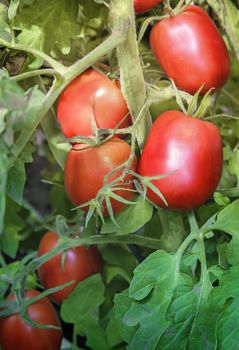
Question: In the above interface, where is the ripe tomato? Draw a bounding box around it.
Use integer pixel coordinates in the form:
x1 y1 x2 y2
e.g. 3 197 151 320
0 290 62 350
134 0 162 13
150 5 230 94
38 231 102 304
57 69 130 138
64 137 137 214
138 111 223 210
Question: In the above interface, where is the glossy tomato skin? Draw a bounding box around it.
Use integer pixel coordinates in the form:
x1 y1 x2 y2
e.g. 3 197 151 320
38 231 102 304
0 290 62 350
64 137 137 215
150 5 230 94
134 0 162 13
138 111 223 210
57 69 130 138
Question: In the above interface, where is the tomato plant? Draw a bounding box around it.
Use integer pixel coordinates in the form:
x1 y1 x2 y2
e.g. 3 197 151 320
0 290 62 350
57 68 131 138
138 110 223 210
134 0 163 13
1 0 239 349
64 137 137 215
150 5 230 94
37 231 102 303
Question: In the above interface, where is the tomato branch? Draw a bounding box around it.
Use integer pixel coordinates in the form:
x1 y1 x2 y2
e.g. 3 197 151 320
110 0 152 149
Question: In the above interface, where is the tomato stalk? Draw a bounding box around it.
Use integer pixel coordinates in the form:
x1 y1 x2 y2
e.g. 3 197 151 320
110 0 152 149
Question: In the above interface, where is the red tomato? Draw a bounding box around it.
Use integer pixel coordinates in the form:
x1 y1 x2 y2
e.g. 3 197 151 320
138 111 223 210
64 137 137 214
0 290 62 350
134 0 162 13
57 69 130 138
38 231 102 304
150 5 230 94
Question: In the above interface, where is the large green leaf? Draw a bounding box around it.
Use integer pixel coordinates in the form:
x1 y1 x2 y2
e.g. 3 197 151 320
61 274 108 350
15 0 79 66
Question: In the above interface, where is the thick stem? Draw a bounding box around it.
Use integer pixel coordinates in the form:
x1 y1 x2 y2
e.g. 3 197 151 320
110 0 152 149
64 32 126 82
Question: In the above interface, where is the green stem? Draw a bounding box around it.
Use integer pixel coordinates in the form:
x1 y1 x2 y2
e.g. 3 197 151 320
10 69 59 82
187 211 199 233
176 232 195 260
64 32 127 82
110 0 152 149
2 41 66 73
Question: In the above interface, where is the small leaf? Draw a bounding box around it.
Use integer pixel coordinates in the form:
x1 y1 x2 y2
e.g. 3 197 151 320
210 199 239 236
101 195 153 234
193 88 213 119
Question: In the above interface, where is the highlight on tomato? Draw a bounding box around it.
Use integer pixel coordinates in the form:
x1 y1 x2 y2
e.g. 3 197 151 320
0 290 62 350
57 68 130 138
134 0 163 13
150 5 230 94
64 137 137 215
138 110 223 210
37 231 102 304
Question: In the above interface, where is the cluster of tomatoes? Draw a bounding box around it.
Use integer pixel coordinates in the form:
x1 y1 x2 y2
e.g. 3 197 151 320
62 4 230 214
0 1 231 350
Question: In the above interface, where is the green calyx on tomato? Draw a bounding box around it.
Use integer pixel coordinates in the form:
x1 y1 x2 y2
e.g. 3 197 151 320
64 137 138 218
138 110 223 211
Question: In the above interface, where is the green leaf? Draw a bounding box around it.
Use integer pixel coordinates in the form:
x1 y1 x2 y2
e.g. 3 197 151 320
227 236 239 265
0 3 12 43
156 284 197 350
210 199 239 236
105 311 123 349
101 244 138 284
129 250 178 301
60 274 108 350
15 0 79 66
209 264 239 349
213 192 230 207
156 209 186 252
228 149 239 183
1 199 24 258
7 142 34 205
114 290 137 345
101 196 153 234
